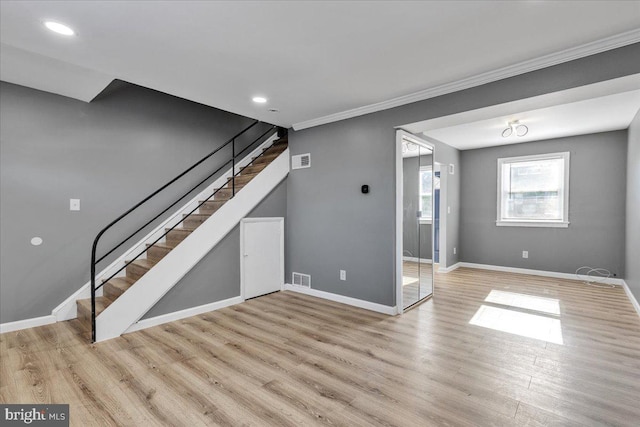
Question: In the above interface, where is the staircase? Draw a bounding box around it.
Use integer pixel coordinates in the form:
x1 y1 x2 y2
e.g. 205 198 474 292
75 133 288 340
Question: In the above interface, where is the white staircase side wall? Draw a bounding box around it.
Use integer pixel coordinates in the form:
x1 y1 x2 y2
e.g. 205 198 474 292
52 134 278 322
95 148 289 342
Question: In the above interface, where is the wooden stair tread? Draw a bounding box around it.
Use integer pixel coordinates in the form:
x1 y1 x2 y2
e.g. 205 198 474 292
165 227 197 232
77 296 110 313
146 241 176 250
107 276 135 287
199 199 227 205
127 258 156 270
183 213 211 219
104 277 136 293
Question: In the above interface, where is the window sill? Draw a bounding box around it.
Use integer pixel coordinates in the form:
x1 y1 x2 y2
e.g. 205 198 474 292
419 219 432 225
496 221 569 228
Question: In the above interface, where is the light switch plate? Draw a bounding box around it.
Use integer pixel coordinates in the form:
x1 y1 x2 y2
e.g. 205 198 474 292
70 199 80 211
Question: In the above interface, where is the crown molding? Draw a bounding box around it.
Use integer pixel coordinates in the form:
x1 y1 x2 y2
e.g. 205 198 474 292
292 29 640 131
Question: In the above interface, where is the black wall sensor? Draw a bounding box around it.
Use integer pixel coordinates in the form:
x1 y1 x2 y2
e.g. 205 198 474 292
361 185 369 194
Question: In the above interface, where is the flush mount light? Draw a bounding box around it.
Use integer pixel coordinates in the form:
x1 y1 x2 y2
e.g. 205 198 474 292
402 141 418 154
44 21 75 36
502 120 528 138
252 96 267 104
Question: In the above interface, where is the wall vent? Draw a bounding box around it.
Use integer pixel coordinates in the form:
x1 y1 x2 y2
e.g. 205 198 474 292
291 153 311 170
292 272 311 288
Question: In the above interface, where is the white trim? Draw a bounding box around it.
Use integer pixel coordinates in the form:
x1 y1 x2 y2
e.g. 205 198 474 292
496 221 570 228
435 162 447 268
403 256 432 264
51 134 278 321
52 279 103 321
240 217 285 300
622 281 640 317
125 296 243 333
438 262 461 273
0 315 56 334
497 151 570 228
458 262 624 286
292 29 640 130
284 284 396 315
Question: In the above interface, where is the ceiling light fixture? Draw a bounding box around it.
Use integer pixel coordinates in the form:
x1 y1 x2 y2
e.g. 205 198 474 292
252 96 267 104
501 120 528 138
402 141 418 154
44 21 75 36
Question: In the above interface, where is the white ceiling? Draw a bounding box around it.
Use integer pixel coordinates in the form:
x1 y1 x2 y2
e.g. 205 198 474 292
1 1 640 129
405 75 640 150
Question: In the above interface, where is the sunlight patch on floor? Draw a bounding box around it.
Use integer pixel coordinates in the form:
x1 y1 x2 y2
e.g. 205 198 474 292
403 276 419 286
484 290 561 315
469 304 563 345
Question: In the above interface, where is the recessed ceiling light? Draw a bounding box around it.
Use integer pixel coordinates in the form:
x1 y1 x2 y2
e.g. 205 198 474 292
44 21 75 36
252 96 267 104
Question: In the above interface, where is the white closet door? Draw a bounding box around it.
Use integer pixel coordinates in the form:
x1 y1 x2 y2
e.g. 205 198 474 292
241 218 284 299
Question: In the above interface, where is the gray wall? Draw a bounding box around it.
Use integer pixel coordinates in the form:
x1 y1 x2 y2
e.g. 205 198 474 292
286 43 640 308
143 180 287 318
403 155 432 260
626 110 640 302
0 81 273 323
460 131 627 276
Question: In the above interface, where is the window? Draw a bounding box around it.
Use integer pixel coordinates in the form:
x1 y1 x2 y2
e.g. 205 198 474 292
419 166 432 223
497 152 570 227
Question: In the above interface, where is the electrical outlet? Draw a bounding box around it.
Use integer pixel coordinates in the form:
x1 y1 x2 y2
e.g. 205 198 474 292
453 247 457 255
522 251 529 259
70 199 80 211
340 270 346 281
447 206 451 214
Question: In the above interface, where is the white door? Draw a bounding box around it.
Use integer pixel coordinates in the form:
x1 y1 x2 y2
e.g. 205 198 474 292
241 218 284 299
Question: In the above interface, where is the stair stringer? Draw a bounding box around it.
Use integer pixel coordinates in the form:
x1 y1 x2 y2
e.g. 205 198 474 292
52 133 278 322
95 148 289 342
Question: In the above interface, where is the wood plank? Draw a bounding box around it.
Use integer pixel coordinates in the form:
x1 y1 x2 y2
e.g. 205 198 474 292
1 267 640 425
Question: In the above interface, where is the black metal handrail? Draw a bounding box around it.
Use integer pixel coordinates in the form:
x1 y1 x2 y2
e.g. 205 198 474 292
90 121 280 342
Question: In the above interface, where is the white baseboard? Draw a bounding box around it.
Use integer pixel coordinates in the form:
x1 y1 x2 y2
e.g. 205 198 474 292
124 296 244 334
438 262 461 273
284 284 396 315
0 315 56 334
458 262 625 286
622 281 640 317
403 256 432 264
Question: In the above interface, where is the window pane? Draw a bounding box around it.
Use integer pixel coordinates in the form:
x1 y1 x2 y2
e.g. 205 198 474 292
501 157 564 220
421 195 432 218
419 169 432 219
420 170 432 196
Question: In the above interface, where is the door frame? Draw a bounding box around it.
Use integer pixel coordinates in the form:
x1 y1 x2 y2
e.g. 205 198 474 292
240 217 285 300
395 130 434 314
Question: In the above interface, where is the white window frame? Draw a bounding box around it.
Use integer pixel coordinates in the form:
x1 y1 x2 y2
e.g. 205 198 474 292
496 152 570 228
419 165 433 224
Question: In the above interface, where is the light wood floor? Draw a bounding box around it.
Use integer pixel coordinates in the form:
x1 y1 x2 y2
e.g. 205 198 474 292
2 268 640 426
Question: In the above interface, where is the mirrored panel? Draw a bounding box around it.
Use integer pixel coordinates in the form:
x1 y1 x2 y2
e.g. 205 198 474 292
401 138 433 309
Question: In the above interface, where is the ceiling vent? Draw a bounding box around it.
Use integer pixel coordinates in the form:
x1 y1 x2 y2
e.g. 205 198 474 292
291 153 311 170
292 272 311 288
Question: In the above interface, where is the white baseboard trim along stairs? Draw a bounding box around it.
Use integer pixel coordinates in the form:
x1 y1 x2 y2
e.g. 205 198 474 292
0 135 289 339
95 148 289 341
